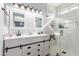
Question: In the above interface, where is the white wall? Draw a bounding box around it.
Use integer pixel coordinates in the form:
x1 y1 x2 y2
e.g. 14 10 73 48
48 4 79 55
54 17 79 55
45 15 79 55
0 3 4 56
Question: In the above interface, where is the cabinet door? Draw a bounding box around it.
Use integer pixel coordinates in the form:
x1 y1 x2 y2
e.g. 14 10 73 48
4 48 22 56
43 41 50 56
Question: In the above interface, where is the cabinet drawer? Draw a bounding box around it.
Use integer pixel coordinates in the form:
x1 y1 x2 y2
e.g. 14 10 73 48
20 38 30 45
43 41 50 56
5 39 20 48
43 41 50 49
36 48 44 56
22 44 37 56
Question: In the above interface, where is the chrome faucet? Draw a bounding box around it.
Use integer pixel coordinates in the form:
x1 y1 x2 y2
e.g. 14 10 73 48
16 30 21 36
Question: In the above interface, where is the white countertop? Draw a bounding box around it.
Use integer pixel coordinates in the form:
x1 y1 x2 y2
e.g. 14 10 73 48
4 34 49 40
4 32 60 40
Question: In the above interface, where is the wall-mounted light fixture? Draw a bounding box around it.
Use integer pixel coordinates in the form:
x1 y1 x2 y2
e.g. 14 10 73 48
13 3 42 14
12 3 42 14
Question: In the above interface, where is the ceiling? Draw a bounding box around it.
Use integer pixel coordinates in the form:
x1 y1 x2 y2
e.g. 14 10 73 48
47 3 62 16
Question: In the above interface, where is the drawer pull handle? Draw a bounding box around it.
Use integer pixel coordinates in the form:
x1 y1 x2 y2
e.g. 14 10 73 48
27 52 31 55
37 44 40 46
45 54 50 56
37 54 40 56
5 47 8 53
49 46 50 48
27 47 31 49
37 49 40 51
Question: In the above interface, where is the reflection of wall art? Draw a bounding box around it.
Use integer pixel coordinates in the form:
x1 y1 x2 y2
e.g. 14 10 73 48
35 17 42 28
13 12 24 27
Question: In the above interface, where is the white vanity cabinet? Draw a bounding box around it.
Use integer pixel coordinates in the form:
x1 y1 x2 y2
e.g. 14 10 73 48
4 34 50 56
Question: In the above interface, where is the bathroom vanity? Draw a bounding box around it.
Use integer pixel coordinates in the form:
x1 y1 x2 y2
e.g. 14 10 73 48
3 34 50 56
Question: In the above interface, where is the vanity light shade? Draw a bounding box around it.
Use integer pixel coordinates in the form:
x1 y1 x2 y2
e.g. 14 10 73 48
36 10 39 13
34 8 38 13
24 6 27 9
14 3 18 7
39 10 42 14
26 6 30 11
30 7 34 12
21 5 24 9
32 9 35 12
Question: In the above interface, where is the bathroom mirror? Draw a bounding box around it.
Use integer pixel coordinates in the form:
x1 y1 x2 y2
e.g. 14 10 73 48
35 17 42 28
35 17 43 34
